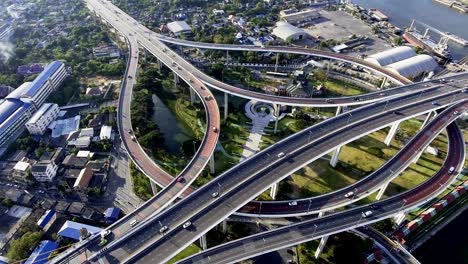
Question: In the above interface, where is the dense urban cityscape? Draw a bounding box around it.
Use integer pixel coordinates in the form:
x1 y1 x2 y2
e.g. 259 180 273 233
0 0 467 263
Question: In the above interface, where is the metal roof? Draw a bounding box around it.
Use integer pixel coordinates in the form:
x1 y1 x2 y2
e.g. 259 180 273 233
365 46 416 66
272 21 306 41
0 101 33 136
6 82 32 99
167 21 191 34
385 55 437 78
37 209 56 228
22 61 63 98
24 240 58 264
0 98 22 124
99 125 112 140
104 207 120 220
58 220 102 240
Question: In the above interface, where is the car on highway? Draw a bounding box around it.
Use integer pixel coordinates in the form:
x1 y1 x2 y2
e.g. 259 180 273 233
362 210 373 218
325 99 334 103
393 111 403 115
213 127 218 133
449 166 455 174
128 129 133 134
277 152 286 158
176 176 185 183
344 191 354 198
159 226 168 233
183 221 192 229
131 135 136 141
130 219 138 227
453 111 459 115
212 192 219 198
128 75 133 79
101 230 112 238
204 95 212 100
38 190 45 194
288 201 297 206
432 101 439 106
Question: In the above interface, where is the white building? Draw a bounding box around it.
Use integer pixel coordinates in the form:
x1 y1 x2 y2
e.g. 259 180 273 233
25 103 59 135
385 55 437 79
272 21 308 42
365 46 417 67
99 126 112 141
0 99 34 148
31 161 58 182
167 21 192 37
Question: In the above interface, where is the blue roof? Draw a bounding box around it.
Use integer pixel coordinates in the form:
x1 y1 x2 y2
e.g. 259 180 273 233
58 221 102 240
0 100 33 136
22 61 63 98
37 209 56 228
0 99 23 125
104 207 120 220
24 240 58 264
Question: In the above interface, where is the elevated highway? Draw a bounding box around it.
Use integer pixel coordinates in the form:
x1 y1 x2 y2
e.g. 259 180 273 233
144 103 467 264
88 89 468 263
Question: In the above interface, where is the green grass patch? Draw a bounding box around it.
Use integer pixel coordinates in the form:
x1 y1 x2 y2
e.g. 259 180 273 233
167 244 201 264
323 79 365 96
130 162 154 200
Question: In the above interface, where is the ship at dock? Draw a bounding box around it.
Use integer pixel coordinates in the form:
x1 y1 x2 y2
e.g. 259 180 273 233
403 20 451 61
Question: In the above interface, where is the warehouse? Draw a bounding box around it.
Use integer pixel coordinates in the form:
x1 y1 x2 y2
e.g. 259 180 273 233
167 21 192 37
272 21 308 42
385 54 437 79
365 46 417 66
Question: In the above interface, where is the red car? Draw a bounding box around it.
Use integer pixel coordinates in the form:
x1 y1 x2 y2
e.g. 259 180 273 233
176 176 185 183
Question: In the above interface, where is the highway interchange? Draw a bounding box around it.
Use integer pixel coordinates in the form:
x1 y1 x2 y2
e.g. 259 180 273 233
52 0 468 263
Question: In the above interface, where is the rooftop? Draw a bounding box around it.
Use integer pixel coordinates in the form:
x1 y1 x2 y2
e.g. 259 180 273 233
167 21 192 34
13 160 30 171
26 103 57 124
58 221 102 240
22 61 63 98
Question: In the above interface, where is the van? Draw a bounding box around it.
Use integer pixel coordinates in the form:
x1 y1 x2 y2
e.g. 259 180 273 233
130 219 138 227
449 166 455 174
362 210 372 218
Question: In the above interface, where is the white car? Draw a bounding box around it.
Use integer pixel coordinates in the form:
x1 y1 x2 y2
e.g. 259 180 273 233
183 221 192 229
362 210 373 218
288 201 297 206
159 226 168 233
344 191 354 198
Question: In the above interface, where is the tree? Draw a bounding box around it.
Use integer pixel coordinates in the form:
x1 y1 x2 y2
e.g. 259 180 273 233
371 25 380 34
7 231 43 261
79 228 90 240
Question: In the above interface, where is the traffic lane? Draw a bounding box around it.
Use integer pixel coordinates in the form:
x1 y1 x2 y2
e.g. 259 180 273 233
126 97 466 263
174 121 464 264
100 89 467 261
245 113 449 215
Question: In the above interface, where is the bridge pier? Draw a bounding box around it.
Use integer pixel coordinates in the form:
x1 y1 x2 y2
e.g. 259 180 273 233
209 153 215 174
156 58 162 69
330 146 342 167
270 182 278 200
144 48 148 63
273 104 280 134
150 181 159 196
314 235 329 259
224 93 229 120
220 219 227 233
376 181 390 200
275 53 280 72
200 234 208 250
380 76 388 89
335 106 342 116
189 87 197 104
421 111 436 129
384 121 400 146
393 212 406 225
173 72 180 84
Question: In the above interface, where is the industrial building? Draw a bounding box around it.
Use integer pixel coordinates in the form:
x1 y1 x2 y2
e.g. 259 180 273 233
365 46 417 66
279 9 320 26
26 103 59 135
0 61 67 152
167 21 192 37
385 54 438 79
272 21 308 42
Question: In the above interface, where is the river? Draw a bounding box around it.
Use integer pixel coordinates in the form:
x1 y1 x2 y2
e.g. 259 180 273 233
351 0 468 60
152 94 194 154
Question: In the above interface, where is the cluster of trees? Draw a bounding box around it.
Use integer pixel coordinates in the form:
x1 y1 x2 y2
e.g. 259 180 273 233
129 162 153 200
7 231 43 261
130 65 165 152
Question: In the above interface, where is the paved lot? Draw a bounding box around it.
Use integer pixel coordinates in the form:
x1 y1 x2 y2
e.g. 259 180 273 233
305 10 392 54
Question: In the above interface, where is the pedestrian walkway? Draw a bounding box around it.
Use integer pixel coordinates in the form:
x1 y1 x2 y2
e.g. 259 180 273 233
240 101 277 161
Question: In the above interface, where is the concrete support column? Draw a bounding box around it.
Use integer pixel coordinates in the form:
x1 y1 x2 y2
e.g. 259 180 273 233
274 104 279 134
314 235 329 259
150 181 159 196
144 48 148 63
412 148 424 164
376 181 390 200
384 121 400 146
226 50 229 64
275 53 280 72
380 76 388 89
421 111 436 129
200 234 208 250
156 59 162 69
189 88 197 104
335 106 342 116
220 220 227 233
224 93 229 120
209 153 215 174
173 72 180 84
270 182 278 200
330 146 342 167
394 212 406 225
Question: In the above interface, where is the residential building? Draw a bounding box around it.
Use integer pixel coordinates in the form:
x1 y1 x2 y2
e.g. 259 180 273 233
24 240 58 264
26 103 59 135
92 45 120 58
99 125 112 140
58 221 102 241
10 159 33 183
31 161 58 182
167 21 192 37
73 167 94 190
